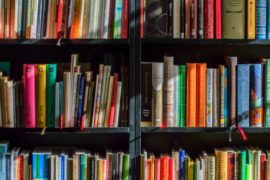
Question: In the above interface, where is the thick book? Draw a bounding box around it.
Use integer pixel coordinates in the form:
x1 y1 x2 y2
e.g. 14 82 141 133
226 57 238 127
250 64 263 127
204 0 214 39
197 63 206 127
152 63 164 127
23 64 36 128
145 0 168 37
265 59 270 127
247 0 256 39
215 150 228 180
178 65 186 127
141 63 152 127
46 64 57 128
256 0 267 39
187 63 197 127
237 64 250 127
222 0 245 39
163 56 174 127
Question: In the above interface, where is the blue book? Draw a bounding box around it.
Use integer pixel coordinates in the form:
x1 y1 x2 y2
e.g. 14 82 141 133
61 154 65 180
36 0 43 38
21 0 27 38
224 68 228 127
5 154 10 180
0 142 8 180
77 77 85 127
39 154 45 178
179 150 185 180
256 0 267 39
237 64 250 127
32 154 37 178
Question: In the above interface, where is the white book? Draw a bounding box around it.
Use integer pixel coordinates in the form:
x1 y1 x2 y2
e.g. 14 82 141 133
206 69 213 127
78 0 85 38
50 155 55 180
6 81 15 127
174 65 179 127
70 73 80 127
96 0 104 38
89 0 96 38
114 82 122 127
14 0 18 38
164 56 174 127
30 0 38 38
102 0 110 38
173 0 180 38
63 72 72 128
96 65 104 127
17 0 22 38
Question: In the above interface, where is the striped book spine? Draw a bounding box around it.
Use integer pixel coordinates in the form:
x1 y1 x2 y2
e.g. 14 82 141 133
265 59 270 127
219 66 227 127
250 64 263 127
206 69 213 127
256 0 267 39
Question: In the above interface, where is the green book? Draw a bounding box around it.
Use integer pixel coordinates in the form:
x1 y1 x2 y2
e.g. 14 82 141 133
0 62 10 75
123 154 129 180
46 64 57 128
113 0 123 38
246 164 251 180
178 65 186 127
193 161 197 180
184 156 189 180
238 150 246 180
265 59 270 127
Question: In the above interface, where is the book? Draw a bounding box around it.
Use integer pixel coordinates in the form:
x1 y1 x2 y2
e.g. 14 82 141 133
222 0 245 39
237 64 250 127
215 0 221 39
178 65 186 127
204 0 214 39
197 63 206 127
23 64 36 128
247 0 256 39
206 68 214 127
190 0 197 39
35 64 47 128
250 64 263 127
265 59 270 127
219 66 228 127
185 0 191 38
256 0 267 39
173 0 181 38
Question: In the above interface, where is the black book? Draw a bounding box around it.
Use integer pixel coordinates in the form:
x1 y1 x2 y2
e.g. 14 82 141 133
180 0 185 38
112 153 118 180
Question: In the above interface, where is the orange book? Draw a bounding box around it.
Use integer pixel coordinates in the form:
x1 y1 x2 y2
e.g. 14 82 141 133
16 156 23 180
196 63 207 127
160 156 169 180
187 63 197 127
9 0 15 39
146 159 151 180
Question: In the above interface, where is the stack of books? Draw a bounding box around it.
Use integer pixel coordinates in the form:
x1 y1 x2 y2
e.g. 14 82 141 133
0 54 129 128
141 56 270 128
0 142 130 179
140 148 270 180
141 0 268 39
0 0 129 39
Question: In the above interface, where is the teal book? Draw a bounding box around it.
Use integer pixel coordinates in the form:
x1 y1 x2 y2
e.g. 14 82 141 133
265 59 270 126
178 65 186 127
46 64 57 128
123 154 129 180
224 68 228 127
0 62 10 76
0 142 9 180
256 0 267 39
238 150 246 180
113 0 123 38
80 154 87 180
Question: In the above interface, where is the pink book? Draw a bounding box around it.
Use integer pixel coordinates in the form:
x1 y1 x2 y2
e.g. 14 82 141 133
23 64 36 128
154 158 161 180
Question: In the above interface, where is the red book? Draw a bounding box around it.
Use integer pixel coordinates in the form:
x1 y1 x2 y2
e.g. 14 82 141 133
122 0 129 38
168 158 174 180
108 73 119 127
204 0 214 39
140 0 144 38
185 0 191 38
191 0 197 39
227 152 234 180
23 65 36 128
56 0 64 38
160 156 169 180
146 160 151 180
261 154 266 180
154 158 161 180
215 0 221 39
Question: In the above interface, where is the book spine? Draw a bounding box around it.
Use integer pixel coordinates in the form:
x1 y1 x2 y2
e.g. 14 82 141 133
108 73 119 127
63 72 72 128
190 0 197 39
219 66 225 127
123 154 129 180
237 64 250 127
76 76 85 127
164 56 174 127
140 0 144 38
213 69 219 127
265 60 270 127
55 82 60 127
104 77 113 127
226 57 238 127
36 0 42 39
113 0 123 39
197 63 206 127
180 0 185 38
46 64 57 128
256 0 267 39
141 63 152 127
23 64 36 128
239 151 246 180
248 0 256 39
57 0 64 38
268 0 270 39
187 63 197 127
152 63 164 127
173 0 180 38
215 0 221 39
122 0 128 38
0 1 4 38
168 0 173 37
250 64 263 127
161 156 169 180
114 82 122 127
204 0 214 39
224 68 228 127
174 66 179 126
185 0 191 38
206 69 213 127
198 0 204 39
178 65 186 127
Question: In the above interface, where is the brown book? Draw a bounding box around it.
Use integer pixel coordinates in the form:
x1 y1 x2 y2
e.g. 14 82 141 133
185 0 191 38
226 57 238 127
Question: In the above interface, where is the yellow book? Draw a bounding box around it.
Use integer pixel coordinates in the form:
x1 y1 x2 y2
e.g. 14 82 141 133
35 64 46 128
215 149 228 180
188 160 194 180
0 76 8 127
247 0 255 39
98 159 104 180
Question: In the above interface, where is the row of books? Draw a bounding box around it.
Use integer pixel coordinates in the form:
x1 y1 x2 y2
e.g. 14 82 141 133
0 54 129 128
140 0 268 39
140 148 270 180
0 142 129 180
0 0 128 39
141 56 270 128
